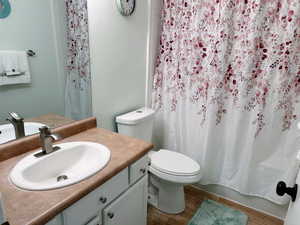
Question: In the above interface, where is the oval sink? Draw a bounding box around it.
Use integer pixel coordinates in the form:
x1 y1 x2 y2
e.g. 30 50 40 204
10 142 111 191
0 122 46 144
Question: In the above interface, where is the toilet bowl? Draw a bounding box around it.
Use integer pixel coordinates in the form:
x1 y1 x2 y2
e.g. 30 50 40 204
116 108 202 214
148 150 201 214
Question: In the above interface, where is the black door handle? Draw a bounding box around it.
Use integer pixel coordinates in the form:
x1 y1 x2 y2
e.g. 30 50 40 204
276 181 298 202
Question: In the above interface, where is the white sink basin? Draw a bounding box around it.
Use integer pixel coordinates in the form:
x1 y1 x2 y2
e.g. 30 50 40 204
10 142 111 191
0 122 46 144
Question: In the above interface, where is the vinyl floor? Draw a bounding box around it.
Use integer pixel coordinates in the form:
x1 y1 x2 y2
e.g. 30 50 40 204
147 186 284 225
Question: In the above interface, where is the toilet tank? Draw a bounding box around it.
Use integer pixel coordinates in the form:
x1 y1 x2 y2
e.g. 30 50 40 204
116 108 155 142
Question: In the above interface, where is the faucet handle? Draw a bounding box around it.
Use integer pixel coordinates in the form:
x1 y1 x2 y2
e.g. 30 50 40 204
37 127 62 157
39 126 51 136
39 126 61 141
7 112 24 123
49 133 62 141
7 112 23 121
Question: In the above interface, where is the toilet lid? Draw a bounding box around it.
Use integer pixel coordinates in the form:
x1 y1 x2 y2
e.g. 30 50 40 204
150 150 200 176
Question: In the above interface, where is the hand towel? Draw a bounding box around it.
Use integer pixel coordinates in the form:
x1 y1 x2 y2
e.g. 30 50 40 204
0 50 31 86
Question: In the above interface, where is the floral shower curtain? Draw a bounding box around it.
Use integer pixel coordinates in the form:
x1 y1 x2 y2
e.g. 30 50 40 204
65 0 92 120
152 0 300 204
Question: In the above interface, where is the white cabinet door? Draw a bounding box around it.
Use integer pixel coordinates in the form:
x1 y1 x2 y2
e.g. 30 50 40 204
86 216 100 225
103 176 147 225
129 155 149 184
45 215 63 225
63 168 128 225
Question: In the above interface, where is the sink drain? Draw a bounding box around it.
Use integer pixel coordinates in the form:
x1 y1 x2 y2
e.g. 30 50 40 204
57 175 68 182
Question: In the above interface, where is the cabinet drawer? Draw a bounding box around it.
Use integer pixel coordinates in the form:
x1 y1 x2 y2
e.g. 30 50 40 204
63 168 129 225
129 155 149 184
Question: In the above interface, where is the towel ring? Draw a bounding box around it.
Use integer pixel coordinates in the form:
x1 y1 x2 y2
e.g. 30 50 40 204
26 50 36 57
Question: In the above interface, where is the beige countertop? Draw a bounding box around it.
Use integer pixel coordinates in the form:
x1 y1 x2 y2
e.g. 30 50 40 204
0 114 74 128
0 123 152 225
26 114 75 129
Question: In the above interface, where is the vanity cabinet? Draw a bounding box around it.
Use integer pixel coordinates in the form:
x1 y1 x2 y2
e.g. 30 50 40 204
57 155 149 225
63 168 129 225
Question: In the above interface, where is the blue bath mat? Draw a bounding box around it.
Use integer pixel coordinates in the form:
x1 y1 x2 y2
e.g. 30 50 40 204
188 200 248 225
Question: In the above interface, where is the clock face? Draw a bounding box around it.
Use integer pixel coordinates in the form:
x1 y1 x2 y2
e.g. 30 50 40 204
116 0 135 16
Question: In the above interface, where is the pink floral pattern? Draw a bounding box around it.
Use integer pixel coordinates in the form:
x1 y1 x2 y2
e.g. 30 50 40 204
65 0 90 90
152 0 300 136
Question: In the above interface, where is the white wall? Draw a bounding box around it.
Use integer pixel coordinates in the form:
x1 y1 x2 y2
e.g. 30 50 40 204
88 0 149 131
0 0 67 122
146 0 163 106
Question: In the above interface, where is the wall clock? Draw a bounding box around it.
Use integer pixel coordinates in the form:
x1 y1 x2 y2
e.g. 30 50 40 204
116 0 135 16
0 0 11 19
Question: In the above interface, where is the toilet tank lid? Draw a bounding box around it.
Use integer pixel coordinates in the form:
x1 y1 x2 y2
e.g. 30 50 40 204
116 107 155 125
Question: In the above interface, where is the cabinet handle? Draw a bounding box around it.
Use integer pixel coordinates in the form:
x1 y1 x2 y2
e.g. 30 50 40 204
99 196 107 204
107 212 114 219
140 168 146 174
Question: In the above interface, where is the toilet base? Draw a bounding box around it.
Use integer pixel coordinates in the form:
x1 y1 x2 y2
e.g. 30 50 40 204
148 174 185 214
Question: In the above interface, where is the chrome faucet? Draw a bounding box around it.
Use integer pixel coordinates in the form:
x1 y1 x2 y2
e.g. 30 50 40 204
6 112 25 139
37 126 61 156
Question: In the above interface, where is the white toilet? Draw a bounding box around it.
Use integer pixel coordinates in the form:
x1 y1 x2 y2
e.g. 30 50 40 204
116 107 202 214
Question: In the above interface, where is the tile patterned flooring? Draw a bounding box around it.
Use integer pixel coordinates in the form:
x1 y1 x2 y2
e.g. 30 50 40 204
147 186 284 225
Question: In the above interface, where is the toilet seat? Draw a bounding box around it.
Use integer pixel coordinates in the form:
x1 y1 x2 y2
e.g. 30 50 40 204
149 150 202 184
149 166 202 184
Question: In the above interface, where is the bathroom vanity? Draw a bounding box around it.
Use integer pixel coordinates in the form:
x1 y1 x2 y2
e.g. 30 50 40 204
46 155 149 225
0 118 152 225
